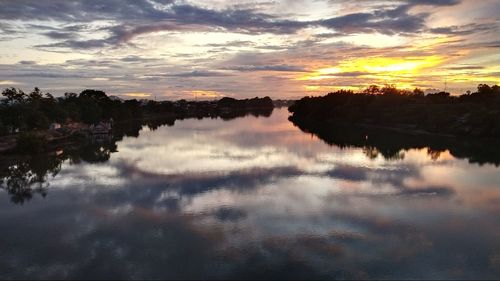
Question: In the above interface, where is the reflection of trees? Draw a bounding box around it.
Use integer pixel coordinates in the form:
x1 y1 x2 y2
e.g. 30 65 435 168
363 146 405 160
0 154 62 204
0 139 116 204
363 147 379 160
219 108 274 121
427 148 442 161
1 109 276 204
76 142 117 164
290 116 500 166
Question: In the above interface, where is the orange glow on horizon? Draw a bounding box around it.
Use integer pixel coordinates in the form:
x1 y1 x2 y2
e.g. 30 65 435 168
296 55 449 91
124 92 152 98
190 90 226 99
300 56 444 79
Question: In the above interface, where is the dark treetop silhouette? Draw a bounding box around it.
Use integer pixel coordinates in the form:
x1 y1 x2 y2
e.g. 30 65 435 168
289 84 500 138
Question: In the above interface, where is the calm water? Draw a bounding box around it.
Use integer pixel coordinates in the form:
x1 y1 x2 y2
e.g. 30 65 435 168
1 108 500 279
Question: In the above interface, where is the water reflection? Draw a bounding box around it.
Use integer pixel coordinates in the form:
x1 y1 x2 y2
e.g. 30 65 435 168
290 116 500 166
0 108 273 204
0 108 500 279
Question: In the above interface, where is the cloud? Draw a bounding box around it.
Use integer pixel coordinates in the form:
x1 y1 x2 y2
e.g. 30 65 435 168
0 0 174 22
213 207 247 222
445 65 485 70
324 164 455 198
397 185 455 197
203 40 254 48
119 55 159 63
429 23 498 35
223 65 307 72
1 0 464 50
8 72 88 79
407 0 461 6
41 31 76 39
0 0 497 99
165 70 232 77
18 60 37 65
1 0 308 48
35 39 112 50
317 7 426 35
0 22 16 34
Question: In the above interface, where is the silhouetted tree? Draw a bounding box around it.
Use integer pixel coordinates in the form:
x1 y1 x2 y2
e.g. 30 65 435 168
290 84 500 138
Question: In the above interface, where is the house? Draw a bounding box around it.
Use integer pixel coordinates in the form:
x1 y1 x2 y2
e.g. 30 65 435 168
90 121 112 135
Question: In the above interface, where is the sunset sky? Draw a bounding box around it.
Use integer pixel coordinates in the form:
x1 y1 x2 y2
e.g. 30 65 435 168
0 0 499 99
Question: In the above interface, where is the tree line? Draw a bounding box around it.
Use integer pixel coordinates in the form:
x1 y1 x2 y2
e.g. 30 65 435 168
0 88 143 135
0 88 274 136
289 84 500 137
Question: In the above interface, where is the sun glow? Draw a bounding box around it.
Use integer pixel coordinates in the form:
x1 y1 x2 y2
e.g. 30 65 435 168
361 56 443 73
318 67 341 75
124 92 152 98
298 56 446 90
0 80 21 85
305 85 321 91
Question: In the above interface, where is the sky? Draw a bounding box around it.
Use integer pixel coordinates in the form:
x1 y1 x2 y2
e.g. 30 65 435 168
0 0 499 100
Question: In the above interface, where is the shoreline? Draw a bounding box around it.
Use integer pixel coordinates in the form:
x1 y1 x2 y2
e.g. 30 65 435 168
288 114 499 140
0 106 275 155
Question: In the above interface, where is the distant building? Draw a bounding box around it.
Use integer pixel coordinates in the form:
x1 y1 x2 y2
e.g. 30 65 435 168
90 121 112 135
49 123 62 130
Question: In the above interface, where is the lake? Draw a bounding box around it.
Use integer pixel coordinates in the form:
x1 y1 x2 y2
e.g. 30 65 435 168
1 108 500 279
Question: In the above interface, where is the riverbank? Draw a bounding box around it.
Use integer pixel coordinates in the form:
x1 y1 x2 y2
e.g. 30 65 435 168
1 87 276 154
0 104 275 155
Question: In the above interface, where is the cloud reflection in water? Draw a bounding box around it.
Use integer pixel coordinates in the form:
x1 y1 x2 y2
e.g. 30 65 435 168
0 108 500 279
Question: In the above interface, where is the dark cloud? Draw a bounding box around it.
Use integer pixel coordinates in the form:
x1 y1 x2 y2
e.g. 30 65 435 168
0 0 174 22
0 0 464 50
397 185 455 197
313 32 345 39
324 164 455 198
64 59 117 66
119 55 158 63
407 0 461 6
325 165 369 181
35 38 111 50
0 0 306 47
445 65 485 70
315 0 461 36
317 8 426 35
18 60 37 65
11 72 88 79
42 31 76 39
429 23 498 36
214 207 247 222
